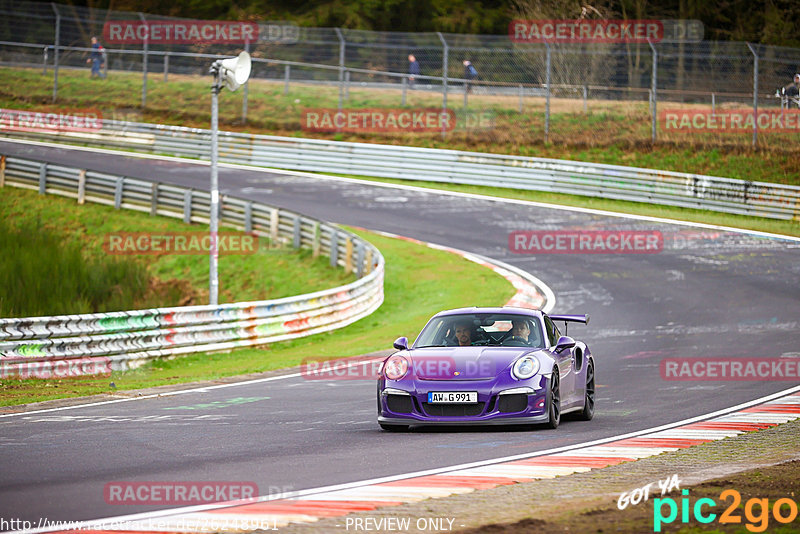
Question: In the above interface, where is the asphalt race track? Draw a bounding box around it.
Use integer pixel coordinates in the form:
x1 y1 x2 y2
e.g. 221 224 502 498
1 140 799 526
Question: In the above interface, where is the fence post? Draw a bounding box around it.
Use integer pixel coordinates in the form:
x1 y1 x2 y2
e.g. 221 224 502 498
518 84 523 113
746 42 759 147
583 85 588 113
51 3 60 103
648 40 657 144
711 93 715 115
242 39 250 123
437 32 448 111
150 182 158 216
42 46 48 75
164 53 169 82
139 12 148 108
244 201 252 233
284 64 290 95
544 42 551 144
335 28 345 111
402 76 407 106
345 70 350 99
77 169 86 205
0 155 6 187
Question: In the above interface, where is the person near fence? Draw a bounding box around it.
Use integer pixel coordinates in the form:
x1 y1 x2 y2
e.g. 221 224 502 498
86 36 106 79
463 60 478 93
408 54 420 89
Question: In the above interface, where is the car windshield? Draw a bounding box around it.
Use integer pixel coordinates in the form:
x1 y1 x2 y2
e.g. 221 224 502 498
414 313 544 348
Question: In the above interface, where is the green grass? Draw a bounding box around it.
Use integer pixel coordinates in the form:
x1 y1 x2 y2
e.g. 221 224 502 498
2 66 799 186
0 228 516 406
0 185 356 315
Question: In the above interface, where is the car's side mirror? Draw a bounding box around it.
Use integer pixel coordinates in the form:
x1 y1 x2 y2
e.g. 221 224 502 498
554 335 576 353
393 336 409 351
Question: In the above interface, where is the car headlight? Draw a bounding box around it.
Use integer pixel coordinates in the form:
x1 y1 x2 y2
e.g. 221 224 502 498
512 355 540 380
384 355 409 380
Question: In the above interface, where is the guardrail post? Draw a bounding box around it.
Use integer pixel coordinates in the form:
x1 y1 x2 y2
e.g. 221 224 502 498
77 169 86 205
269 208 279 246
139 12 148 108
38 163 47 195
364 248 372 274
164 54 169 82
292 216 301 248
0 156 5 187
150 182 158 216
312 222 320 257
244 201 253 233
345 236 353 273
51 3 60 103
356 241 364 278
183 190 192 223
284 64 290 95
114 177 124 209
330 229 339 267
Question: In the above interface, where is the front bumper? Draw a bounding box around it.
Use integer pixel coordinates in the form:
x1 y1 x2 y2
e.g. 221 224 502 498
378 375 550 426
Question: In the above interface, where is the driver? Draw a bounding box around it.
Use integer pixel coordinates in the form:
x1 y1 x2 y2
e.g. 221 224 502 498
507 319 531 345
453 320 473 346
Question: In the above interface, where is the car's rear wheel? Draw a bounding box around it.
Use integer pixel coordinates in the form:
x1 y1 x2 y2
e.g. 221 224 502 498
379 423 409 432
575 360 595 421
543 371 560 429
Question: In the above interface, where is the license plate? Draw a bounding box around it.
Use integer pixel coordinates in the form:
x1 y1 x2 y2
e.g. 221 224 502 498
427 391 478 404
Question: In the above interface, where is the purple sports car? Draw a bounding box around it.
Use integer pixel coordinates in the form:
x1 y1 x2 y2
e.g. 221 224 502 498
377 307 594 431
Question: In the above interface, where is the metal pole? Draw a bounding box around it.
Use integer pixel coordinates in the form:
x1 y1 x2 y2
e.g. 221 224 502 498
43 46 48 75
437 32 448 111
284 64 290 95
335 28 345 111
518 84 523 113
746 42 758 147
51 3 60 103
210 82 220 305
544 42 551 143
139 12 148 108
402 76 407 106
242 39 250 123
345 70 350 100
583 85 588 113
164 54 169 82
648 40 657 144
711 93 715 115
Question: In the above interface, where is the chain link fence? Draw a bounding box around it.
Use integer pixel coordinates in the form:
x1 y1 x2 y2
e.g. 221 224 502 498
1 0 800 149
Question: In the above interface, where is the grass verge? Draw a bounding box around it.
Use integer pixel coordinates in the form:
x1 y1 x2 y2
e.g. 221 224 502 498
0 227 516 406
2 66 799 185
0 185 356 316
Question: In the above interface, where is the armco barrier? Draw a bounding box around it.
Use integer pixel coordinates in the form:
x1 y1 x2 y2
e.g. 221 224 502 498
0 154 384 378
2 119 799 220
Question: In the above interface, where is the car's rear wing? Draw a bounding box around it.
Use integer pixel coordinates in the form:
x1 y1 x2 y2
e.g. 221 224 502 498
549 314 590 325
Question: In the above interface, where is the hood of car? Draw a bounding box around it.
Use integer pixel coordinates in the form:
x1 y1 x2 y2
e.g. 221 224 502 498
407 346 536 379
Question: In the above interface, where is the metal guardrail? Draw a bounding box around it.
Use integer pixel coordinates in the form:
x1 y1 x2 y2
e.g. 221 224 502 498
0 154 384 378
3 120 799 221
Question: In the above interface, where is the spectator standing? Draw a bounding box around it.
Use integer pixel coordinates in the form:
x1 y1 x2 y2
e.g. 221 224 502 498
86 36 105 79
463 60 478 93
408 54 420 89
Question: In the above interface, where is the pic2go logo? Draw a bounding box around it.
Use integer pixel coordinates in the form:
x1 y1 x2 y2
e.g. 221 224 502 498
653 489 799 532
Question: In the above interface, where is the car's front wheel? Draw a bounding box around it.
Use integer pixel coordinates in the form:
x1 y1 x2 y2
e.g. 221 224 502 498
543 371 560 429
379 423 409 432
